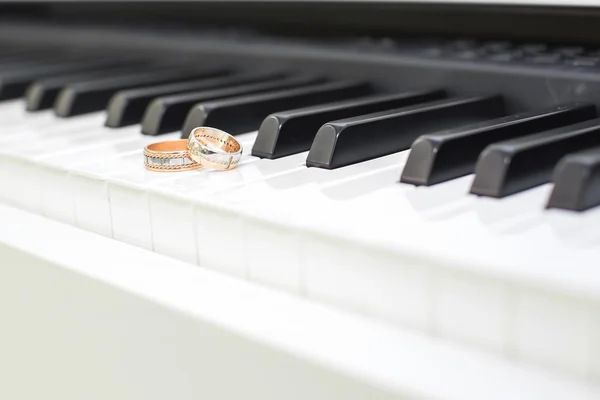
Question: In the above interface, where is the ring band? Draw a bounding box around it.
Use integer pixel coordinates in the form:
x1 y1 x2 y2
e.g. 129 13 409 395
187 127 243 170
144 140 201 172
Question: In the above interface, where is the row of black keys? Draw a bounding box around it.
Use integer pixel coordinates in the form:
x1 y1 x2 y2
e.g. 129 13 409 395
259 94 600 214
1 45 600 212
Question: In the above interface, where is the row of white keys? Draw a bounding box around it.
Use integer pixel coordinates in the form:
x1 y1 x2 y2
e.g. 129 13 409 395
116 121 600 381
0 112 107 205
153 149 311 272
234 149 600 379
3 98 600 381
1 114 139 209
0 103 590 296
0 110 459 302
0 100 35 125
102 131 260 253
66 127 258 242
0 110 175 217
5 113 401 283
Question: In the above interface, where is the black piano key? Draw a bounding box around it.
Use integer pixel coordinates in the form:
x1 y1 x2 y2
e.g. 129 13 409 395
0 50 83 68
306 96 505 170
183 80 373 137
54 67 217 117
546 147 600 211
0 49 123 73
142 74 323 136
0 58 140 100
252 89 446 159
25 62 156 111
470 118 600 198
0 52 56 66
105 71 282 128
0 48 42 59
400 103 596 186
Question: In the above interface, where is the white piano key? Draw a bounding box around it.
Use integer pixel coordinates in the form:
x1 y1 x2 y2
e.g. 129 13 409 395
0 113 110 211
0 99 24 112
203 153 405 294
194 198 248 277
0 111 105 142
71 151 149 237
108 173 158 250
142 131 310 266
109 162 202 250
243 212 302 292
226 152 404 196
205 139 600 377
0 112 111 209
175 150 306 278
146 156 260 265
513 287 593 378
1 126 143 212
37 131 163 223
105 132 260 253
190 157 309 282
68 131 178 239
273 172 500 342
265 163 600 375
146 144 304 277
0 107 50 129
433 269 510 353
185 152 306 196
148 191 198 264
592 311 600 381
301 233 433 327
0 133 100 208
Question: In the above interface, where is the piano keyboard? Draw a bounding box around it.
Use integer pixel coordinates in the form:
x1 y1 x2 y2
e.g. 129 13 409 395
3 19 600 394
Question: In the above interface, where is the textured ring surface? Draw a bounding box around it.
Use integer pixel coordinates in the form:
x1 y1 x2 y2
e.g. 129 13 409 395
144 140 201 172
187 127 243 170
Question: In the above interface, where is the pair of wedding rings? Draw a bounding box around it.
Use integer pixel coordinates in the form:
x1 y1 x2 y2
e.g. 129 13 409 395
144 127 242 172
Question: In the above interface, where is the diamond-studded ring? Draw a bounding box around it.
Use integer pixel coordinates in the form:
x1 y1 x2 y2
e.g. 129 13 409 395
144 140 201 172
187 127 243 171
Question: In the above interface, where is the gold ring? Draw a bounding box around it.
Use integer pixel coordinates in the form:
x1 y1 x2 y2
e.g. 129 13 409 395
144 140 201 172
187 127 243 171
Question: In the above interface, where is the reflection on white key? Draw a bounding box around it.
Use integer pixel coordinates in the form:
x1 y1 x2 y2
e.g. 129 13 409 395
0 100 33 125
4 125 138 155
106 139 211 250
217 152 406 210
0 112 106 144
37 131 177 222
67 131 179 236
70 150 153 237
